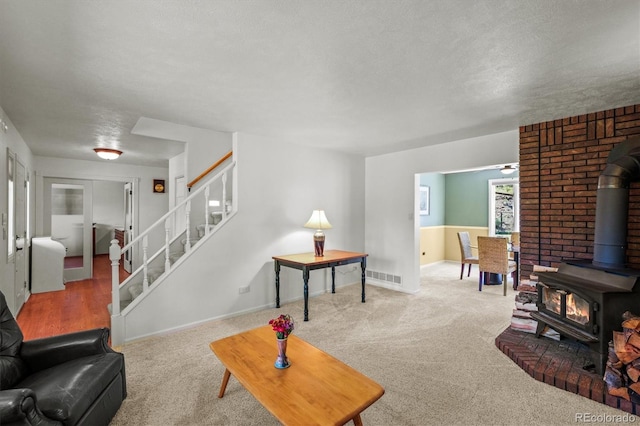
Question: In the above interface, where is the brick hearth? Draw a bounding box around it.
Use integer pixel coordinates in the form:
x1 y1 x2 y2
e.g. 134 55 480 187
495 327 638 415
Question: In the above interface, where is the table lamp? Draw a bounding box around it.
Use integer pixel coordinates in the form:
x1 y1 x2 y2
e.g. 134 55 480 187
304 210 332 256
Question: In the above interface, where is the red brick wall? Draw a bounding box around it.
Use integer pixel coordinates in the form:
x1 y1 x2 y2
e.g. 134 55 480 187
519 104 640 278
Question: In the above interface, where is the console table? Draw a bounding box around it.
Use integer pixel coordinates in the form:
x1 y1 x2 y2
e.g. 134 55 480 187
272 250 368 321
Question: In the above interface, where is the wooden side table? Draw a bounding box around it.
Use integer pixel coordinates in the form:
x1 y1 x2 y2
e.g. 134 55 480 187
272 250 368 321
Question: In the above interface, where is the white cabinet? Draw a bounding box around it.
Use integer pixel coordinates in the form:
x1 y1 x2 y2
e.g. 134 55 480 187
31 237 66 294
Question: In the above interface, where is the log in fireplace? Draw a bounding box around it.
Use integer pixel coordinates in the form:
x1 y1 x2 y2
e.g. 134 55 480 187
530 135 640 376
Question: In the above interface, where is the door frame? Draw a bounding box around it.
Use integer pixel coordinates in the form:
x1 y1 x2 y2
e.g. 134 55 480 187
36 173 139 273
488 177 520 236
43 178 93 281
123 182 134 273
13 156 27 312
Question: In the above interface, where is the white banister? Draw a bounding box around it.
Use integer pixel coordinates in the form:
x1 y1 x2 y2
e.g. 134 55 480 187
185 200 191 252
164 218 171 272
109 160 237 344
118 161 235 257
142 235 149 291
109 239 121 316
204 185 210 236
222 172 228 221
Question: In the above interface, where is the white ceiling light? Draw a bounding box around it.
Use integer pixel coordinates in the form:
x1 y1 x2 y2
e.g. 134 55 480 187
94 148 122 160
500 165 516 175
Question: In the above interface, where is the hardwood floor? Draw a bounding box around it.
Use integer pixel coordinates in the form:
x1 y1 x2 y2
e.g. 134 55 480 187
16 254 129 342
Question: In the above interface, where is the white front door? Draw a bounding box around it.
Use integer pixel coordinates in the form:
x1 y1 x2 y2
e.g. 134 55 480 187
13 157 27 312
123 182 133 273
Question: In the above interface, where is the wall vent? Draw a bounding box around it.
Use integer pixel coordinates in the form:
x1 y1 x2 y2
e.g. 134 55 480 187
366 270 402 286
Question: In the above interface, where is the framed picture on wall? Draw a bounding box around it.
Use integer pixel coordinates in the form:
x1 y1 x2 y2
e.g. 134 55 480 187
153 179 165 193
419 185 430 216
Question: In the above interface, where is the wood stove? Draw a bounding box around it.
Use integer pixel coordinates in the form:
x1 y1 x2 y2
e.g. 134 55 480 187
531 261 640 375
530 135 640 376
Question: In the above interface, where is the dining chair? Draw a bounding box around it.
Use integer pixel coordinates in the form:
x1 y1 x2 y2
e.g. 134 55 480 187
509 231 520 260
478 236 517 296
457 232 479 280
510 232 520 246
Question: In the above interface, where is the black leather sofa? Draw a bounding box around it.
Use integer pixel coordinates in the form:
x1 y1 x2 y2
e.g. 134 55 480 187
0 292 126 425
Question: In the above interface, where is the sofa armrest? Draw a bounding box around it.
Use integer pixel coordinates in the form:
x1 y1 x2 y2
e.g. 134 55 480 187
0 388 60 425
20 328 113 372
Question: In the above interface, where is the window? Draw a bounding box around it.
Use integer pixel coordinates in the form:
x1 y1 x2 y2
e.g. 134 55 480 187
488 177 519 236
26 171 30 240
7 150 14 259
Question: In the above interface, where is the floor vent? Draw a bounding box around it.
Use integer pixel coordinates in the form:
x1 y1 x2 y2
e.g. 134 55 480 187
367 270 402 285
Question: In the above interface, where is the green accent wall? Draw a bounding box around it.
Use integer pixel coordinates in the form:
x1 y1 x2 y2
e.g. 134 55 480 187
445 169 515 226
420 168 519 227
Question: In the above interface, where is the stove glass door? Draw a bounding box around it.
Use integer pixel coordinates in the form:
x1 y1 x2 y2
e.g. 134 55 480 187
566 292 589 325
541 287 561 315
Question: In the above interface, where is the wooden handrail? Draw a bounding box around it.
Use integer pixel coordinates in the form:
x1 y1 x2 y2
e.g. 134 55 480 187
187 150 233 189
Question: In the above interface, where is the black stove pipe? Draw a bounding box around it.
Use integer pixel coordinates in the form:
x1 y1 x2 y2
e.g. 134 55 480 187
593 136 640 268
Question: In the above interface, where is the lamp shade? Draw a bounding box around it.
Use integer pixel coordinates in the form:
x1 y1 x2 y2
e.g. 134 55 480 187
94 148 122 160
304 210 332 230
500 164 516 175
500 165 516 175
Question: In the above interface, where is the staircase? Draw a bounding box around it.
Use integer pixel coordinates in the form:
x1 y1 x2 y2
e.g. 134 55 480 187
108 158 236 346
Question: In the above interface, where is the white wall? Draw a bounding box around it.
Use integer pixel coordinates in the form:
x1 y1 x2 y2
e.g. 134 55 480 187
93 180 125 254
365 130 519 294
184 128 232 185
168 152 185 211
124 132 366 340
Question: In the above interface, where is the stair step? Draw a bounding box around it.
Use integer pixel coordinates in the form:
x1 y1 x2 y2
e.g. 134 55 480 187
107 299 131 315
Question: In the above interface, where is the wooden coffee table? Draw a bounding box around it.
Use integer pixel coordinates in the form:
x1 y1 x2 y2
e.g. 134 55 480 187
209 325 384 426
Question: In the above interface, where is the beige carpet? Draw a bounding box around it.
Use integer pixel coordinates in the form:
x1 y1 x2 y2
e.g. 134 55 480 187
110 262 628 425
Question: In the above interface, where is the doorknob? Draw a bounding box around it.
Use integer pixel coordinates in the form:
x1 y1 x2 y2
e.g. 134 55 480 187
15 236 25 251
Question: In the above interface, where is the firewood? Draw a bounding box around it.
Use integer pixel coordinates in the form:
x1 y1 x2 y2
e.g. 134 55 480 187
627 332 640 351
622 311 640 321
627 365 640 382
533 265 558 272
516 283 537 293
609 360 624 370
607 386 631 401
622 317 640 332
629 381 640 395
608 341 620 364
604 366 624 389
613 331 640 364
630 358 640 369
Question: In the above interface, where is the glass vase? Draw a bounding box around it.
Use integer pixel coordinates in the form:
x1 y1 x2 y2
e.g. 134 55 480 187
274 337 290 369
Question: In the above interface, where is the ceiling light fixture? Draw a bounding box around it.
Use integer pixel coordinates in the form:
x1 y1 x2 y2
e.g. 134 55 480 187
500 165 516 175
94 148 122 160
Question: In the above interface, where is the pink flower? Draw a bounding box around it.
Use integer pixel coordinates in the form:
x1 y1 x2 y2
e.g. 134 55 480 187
269 314 295 339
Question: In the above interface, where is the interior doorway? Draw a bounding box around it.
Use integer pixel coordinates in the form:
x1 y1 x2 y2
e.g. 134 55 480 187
43 178 93 281
123 182 133 273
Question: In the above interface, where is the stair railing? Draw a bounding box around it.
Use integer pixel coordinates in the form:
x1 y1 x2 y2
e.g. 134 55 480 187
109 159 237 322
187 150 233 190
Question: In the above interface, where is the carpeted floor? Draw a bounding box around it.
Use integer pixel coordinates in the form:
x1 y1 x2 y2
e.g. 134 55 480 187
110 262 629 425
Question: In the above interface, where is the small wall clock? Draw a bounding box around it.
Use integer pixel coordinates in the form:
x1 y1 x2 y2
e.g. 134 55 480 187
153 179 165 193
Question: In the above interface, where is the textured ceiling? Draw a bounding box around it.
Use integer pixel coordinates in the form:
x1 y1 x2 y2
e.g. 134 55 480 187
0 1 639 167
